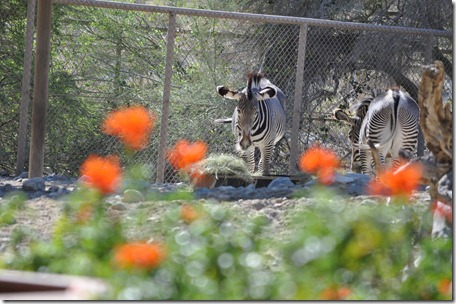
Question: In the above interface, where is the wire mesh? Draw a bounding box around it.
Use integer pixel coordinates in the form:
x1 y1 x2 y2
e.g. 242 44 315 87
0 0 452 183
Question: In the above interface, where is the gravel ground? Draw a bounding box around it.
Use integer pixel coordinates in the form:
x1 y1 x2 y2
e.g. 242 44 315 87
0 174 432 253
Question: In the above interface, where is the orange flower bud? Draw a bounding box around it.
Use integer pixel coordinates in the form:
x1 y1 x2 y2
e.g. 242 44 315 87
319 286 351 300
167 140 208 171
299 145 340 184
180 204 200 223
368 162 422 198
102 105 156 150
114 242 166 271
80 155 122 195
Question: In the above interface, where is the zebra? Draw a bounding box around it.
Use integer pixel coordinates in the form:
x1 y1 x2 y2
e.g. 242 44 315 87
334 97 373 173
216 72 286 175
357 87 420 174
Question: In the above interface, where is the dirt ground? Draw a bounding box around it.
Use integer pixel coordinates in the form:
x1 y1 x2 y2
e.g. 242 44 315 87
0 176 433 254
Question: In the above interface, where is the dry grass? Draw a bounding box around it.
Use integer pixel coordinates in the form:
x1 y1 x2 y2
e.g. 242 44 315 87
197 153 253 183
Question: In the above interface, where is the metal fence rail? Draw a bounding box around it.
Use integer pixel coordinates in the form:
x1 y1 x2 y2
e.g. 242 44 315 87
8 0 453 183
53 0 452 36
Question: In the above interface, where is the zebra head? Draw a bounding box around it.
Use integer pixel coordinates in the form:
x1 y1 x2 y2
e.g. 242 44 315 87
217 72 277 151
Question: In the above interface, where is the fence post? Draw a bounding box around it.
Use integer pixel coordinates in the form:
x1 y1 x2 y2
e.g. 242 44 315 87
156 13 176 183
16 0 36 176
289 24 308 175
29 0 52 178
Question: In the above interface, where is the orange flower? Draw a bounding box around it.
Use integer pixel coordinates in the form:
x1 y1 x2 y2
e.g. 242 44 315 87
166 140 208 171
180 204 200 223
319 286 352 300
298 145 340 185
80 155 122 195
114 242 166 271
102 105 155 150
368 162 422 198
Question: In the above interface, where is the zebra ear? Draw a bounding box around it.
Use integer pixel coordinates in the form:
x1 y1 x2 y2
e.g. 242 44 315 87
258 86 276 100
334 109 355 125
217 86 242 100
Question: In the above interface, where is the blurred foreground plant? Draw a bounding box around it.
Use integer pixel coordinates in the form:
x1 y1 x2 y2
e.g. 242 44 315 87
0 106 451 300
0 188 451 300
298 144 340 185
166 139 209 186
367 161 423 201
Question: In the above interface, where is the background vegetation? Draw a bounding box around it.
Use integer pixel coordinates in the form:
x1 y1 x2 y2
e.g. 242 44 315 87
0 0 452 181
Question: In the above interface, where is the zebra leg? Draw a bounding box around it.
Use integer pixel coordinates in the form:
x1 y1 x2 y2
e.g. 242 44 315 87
246 146 256 173
258 142 274 175
360 149 374 175
237 146 256 173
385 153 396 171
351 146 362 173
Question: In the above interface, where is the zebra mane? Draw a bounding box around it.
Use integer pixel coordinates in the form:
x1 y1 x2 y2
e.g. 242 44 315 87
247 72 263 100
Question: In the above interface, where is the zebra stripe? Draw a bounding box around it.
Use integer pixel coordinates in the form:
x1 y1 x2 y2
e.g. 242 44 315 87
358 88 419 174
217 72 286 175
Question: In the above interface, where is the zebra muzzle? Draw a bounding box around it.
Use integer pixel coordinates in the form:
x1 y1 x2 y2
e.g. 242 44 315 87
240 133 252 150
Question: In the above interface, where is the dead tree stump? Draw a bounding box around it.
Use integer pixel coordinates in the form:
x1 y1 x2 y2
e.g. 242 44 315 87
417 60 452 238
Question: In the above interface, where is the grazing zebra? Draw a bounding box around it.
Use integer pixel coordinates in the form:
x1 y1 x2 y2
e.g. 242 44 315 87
216 72 286 175
334 97 373 173
358 87 420 174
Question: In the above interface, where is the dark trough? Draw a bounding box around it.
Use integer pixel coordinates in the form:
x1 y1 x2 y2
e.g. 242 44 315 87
214 175 307 188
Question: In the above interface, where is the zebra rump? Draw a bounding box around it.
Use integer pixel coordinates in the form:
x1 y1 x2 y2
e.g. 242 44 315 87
358 87 420 174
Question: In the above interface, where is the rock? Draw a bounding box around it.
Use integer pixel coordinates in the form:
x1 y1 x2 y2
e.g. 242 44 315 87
0 170 9 177
344 173 370 182
211 193 231 201
48 186 60 193
16 172 28 179
346 183 368 196
122 189 145 203
3 184 13 192
252 200 266 210
304 173 371 196
194 188 211 199
267 177 295 189
217 186 236 192
266 209 279 218
332 173 354 184
22 178 45 192
111 202 127 211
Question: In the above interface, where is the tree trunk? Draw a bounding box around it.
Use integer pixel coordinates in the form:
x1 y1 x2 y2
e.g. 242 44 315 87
415 60 452 238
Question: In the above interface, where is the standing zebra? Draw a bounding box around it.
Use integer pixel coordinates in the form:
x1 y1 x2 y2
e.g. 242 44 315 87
334 97 373 173
216 72 286 175
358 87 420 174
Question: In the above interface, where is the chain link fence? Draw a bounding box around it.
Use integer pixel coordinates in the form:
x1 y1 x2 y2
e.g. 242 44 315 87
1 0 452 183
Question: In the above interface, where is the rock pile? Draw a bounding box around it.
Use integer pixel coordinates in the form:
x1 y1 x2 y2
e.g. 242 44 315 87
0 172 373 202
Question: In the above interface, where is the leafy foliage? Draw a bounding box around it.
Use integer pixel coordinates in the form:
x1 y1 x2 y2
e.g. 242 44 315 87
0 183 451 300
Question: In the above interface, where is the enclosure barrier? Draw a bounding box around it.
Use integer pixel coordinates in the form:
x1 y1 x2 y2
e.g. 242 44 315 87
15 0 452 182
